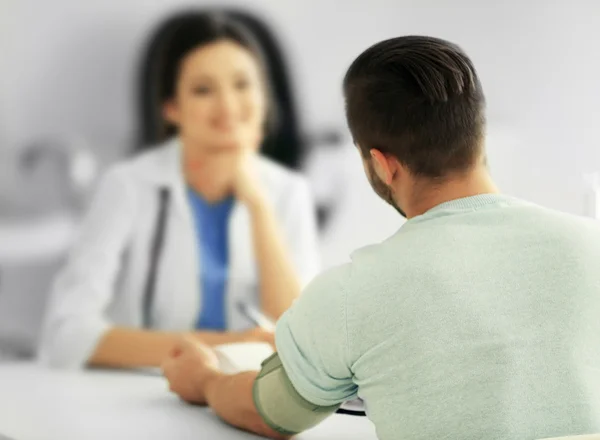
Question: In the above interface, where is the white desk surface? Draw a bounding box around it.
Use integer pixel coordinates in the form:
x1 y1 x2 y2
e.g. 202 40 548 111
0 362 377 440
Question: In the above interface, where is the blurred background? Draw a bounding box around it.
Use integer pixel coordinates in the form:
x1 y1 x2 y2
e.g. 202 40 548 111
1 0 599 358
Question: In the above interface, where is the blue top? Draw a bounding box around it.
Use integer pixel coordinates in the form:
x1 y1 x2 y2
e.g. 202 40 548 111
187 188 235 331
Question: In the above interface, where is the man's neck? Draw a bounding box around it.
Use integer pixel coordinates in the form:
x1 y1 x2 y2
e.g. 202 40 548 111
402 166 499 219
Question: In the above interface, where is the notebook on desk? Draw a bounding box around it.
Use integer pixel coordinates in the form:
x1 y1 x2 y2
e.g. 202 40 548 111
135 342 274 376
213 342 274 374
214 342 366 416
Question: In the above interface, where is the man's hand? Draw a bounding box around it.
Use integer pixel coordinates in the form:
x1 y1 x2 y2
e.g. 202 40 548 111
163 336 294 439
162 336 223 405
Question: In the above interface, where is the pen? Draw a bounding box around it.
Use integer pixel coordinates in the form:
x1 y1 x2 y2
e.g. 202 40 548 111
236 301 276 332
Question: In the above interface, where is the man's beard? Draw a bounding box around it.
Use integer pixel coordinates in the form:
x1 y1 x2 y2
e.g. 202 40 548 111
366 160 407 218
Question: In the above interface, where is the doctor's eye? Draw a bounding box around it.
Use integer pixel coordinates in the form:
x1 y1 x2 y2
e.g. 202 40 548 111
192 85 212 95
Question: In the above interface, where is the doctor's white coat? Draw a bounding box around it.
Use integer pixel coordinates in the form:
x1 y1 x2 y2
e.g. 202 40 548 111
38 139 320 368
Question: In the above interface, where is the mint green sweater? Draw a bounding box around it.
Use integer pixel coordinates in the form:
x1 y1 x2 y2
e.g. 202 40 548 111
277 194 600 440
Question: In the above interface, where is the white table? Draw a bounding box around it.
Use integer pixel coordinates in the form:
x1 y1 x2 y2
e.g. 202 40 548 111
0 363 377 440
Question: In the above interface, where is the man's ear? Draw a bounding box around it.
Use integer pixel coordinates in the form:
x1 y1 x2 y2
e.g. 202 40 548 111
370 149 398 185
163 99 179 126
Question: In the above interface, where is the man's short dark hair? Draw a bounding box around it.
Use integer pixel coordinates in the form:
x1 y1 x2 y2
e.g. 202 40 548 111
343 36 486 178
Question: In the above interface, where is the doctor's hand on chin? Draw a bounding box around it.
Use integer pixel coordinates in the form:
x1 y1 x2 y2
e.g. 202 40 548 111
226 124 268 209
184 123 270 208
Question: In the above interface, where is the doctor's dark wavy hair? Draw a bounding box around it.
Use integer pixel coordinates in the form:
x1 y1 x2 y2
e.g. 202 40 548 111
151 12 275 140
343 36 486 178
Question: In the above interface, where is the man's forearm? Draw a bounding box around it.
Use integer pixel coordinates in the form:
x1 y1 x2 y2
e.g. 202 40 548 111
205 371 289 439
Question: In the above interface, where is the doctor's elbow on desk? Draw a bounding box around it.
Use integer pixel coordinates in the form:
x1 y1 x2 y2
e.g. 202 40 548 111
37 314 112 370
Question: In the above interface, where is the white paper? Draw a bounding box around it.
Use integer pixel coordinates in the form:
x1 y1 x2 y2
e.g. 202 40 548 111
213 342 274 374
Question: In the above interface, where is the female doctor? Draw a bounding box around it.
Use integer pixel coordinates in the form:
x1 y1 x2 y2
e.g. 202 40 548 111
38 13 320 369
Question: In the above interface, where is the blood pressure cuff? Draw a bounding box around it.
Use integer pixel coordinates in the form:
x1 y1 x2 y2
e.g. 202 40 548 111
252 353 341 436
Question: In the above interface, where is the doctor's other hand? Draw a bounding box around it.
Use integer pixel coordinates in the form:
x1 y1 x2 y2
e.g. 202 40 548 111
162 336 221 405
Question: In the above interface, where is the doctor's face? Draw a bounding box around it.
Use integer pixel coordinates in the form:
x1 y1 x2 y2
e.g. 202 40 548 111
164 39 267 153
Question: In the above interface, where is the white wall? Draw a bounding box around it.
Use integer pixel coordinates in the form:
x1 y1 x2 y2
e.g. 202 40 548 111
2 0 600 266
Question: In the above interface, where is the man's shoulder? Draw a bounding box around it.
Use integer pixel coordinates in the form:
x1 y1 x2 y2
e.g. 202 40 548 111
304 240 409 303
309 241 400 291
277 264 353 345
514 203 600 241
347 232 411 272
300 264 353 305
